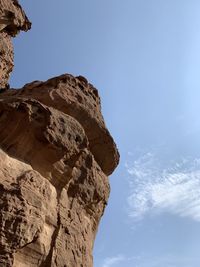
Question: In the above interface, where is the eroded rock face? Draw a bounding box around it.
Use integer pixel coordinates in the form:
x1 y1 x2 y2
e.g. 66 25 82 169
0 74 118 267
0 1 119 267
3 74 119 175
0 0 31 88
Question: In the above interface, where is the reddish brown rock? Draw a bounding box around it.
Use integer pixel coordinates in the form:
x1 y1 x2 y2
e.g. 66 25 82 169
0 0 31 88
0 31 13 89
2 74 119 175
0 1 119 267
0 76 118 266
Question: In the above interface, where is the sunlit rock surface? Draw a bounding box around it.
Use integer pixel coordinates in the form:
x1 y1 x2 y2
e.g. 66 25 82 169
0 1 119 267
0 0 31 88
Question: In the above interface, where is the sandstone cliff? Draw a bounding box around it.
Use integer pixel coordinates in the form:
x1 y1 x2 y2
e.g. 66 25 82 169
0 1 119 267
0 0 31 88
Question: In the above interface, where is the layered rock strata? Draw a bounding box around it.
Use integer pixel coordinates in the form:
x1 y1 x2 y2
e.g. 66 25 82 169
0 1 119 267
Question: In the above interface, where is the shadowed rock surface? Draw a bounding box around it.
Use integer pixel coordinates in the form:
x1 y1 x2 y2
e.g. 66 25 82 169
0 1 119 267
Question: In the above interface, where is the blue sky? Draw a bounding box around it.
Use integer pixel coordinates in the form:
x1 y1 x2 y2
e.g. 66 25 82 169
12 1 200 266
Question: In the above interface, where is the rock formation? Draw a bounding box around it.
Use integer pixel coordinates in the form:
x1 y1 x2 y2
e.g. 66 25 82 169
0 0 31 89
0 1 119 267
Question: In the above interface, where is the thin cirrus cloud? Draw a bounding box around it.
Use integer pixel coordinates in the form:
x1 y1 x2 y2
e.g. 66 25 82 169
101 255 125 267
101 254 199 267
126 152 200 222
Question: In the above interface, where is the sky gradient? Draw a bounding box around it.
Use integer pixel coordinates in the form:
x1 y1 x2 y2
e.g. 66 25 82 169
12 1 200 266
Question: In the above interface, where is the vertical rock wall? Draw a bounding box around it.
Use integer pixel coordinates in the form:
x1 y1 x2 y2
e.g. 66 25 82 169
0 0 31 88
0 1 119 267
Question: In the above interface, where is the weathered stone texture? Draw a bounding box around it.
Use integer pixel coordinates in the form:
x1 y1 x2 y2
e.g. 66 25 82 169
0 74 118 267
0 1 119 267
0 0 31 88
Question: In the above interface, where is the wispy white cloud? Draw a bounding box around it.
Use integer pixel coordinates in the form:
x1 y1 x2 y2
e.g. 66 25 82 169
138 254 200 267
101 255 125 267
100 253 199 267
126 153 200 222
